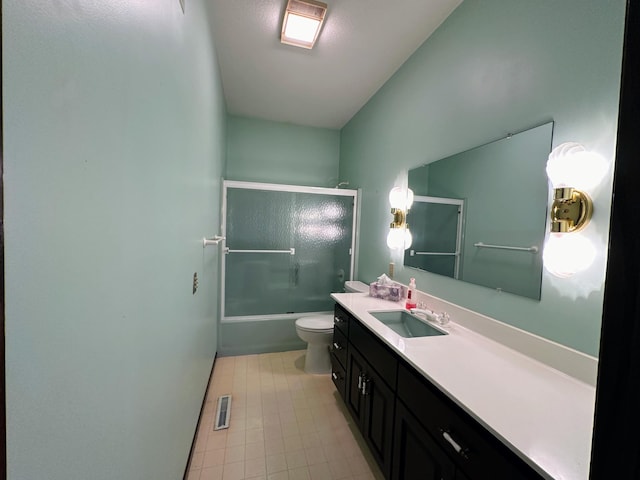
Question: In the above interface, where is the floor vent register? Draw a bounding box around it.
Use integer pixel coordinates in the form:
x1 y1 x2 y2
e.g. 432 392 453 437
214 394 232 430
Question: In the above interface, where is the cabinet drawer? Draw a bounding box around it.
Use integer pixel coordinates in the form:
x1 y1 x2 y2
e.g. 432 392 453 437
349 318 397 390
397 362 542 480
331 326 348 368
331 355 346 400
334 303 350 335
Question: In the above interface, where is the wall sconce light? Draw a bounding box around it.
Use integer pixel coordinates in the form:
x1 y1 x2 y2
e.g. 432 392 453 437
543 142 607 277
281 0 327 49
386 187 414 250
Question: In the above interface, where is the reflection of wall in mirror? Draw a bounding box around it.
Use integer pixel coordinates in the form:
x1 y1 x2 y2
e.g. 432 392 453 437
406 122 553 300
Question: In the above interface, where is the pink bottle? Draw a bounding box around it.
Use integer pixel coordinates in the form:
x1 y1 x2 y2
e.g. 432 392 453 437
405 278 417 310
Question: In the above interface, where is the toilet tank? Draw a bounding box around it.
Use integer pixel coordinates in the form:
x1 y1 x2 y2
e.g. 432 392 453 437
345 280 369 293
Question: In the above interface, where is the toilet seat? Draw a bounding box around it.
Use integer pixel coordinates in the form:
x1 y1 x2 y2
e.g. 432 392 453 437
295 315 334 333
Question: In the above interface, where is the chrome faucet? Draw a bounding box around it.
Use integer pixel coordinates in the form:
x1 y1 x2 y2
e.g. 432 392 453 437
410 307 450 327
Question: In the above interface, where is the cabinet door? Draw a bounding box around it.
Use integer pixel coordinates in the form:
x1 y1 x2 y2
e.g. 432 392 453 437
393 400 456 480
455 470 471 480
346 347 366 425
361 359 395 479
349 316 397 387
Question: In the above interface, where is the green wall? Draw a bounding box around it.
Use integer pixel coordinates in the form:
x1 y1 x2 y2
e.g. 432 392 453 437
226 115 341 187
340 0 626 356
221 115 341 355
3 1 226 479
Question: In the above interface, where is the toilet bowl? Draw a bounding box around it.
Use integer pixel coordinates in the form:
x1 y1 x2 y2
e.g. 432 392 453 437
295 315 335 374
295 280 370 374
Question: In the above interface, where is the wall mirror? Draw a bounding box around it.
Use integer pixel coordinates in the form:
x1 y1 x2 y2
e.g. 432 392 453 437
405 122 553 300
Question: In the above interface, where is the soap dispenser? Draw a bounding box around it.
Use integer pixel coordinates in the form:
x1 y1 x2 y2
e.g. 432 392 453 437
405 278 417 310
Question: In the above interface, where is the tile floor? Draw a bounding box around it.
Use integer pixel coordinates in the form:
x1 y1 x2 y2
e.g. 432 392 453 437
186 350 384 480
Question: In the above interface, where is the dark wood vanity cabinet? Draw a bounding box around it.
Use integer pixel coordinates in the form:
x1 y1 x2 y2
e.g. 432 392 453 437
397 362 542 480
333 304 396 478
393 400 456 480
331 303 544 480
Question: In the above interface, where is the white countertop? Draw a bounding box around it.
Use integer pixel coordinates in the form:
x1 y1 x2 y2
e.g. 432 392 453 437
331 292 596 480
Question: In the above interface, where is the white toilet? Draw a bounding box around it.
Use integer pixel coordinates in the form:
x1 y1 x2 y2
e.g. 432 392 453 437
295 280 369 374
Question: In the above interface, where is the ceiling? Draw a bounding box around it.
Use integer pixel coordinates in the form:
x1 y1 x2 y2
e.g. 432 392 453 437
210 0 463 130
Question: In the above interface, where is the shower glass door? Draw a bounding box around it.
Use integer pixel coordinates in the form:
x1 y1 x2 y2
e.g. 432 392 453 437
222 181 357 320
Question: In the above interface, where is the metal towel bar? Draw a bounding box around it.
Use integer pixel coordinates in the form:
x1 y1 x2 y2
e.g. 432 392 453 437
224 247 296 255
410 250 459 256
473 242 538 253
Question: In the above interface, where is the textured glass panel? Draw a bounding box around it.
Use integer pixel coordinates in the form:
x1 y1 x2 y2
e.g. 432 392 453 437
405 202 460 278
226 188 294 250
224 186 354 317
291 193 354 313
225 252 294 317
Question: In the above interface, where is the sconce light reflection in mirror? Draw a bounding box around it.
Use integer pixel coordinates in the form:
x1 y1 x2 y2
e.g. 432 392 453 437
543 143 607 277
386 187 414 250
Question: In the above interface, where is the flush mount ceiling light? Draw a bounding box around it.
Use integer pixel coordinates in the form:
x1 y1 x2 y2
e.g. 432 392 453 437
281 0 327 49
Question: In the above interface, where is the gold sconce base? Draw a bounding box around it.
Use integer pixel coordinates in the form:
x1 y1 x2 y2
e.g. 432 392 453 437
550 187 593 233
390 208 406 229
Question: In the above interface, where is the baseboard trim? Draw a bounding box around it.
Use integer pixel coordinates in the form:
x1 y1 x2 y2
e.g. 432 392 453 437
182 354 217 480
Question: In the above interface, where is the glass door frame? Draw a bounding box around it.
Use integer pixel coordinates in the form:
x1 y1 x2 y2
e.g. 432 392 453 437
406 195 465 279
220 180 359 322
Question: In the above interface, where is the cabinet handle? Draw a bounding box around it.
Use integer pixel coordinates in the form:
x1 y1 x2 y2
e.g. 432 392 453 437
332 372 339 380
334 315 343 324
333 342 342 350
357 373 363 390
440 429 469 459
361 376 369 396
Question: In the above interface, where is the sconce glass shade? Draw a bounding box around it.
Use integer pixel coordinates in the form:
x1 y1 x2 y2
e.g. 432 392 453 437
386 227 413 250
387 187 414 250
404 229 413 250
389 187 414 210
544 142 602 277
546 142 608 191
543 232 596 277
